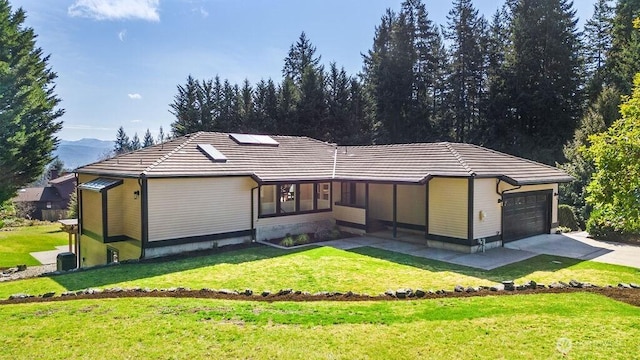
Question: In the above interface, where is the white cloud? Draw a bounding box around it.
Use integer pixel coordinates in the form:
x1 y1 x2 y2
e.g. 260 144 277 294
131 119 142 123
128 93 142 99
197 7 208 18
118 29 127 41
68 0 160 22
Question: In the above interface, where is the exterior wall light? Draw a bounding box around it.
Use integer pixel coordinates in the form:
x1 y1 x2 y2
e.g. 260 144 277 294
133 190 140 199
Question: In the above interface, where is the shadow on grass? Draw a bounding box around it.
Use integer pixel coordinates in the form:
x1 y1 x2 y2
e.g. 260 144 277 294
46 230 64 234
51 244 313 291
348 246 584 283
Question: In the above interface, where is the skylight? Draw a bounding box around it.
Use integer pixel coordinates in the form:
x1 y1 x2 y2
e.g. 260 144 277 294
197 144 228 163
229 133 279 146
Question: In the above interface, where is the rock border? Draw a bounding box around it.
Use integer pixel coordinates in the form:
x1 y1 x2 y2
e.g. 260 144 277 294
2 280 640 306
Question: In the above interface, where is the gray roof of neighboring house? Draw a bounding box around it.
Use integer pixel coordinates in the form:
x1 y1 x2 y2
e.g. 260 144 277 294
48 173 75 185
76 132 572 185
14 187 63 203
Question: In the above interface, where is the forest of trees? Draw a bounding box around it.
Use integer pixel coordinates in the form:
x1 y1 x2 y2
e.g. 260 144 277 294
120 0 638 235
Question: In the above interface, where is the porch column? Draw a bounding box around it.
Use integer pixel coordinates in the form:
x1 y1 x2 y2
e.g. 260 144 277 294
393 184 397 238
365 182 369 233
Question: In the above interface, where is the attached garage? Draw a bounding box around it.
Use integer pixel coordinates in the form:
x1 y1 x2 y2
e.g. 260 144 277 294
502 191 552 242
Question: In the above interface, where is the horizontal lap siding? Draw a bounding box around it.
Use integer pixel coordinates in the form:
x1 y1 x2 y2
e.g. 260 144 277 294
256 211 334 227
397 184 425 226
474 178 501 239
369 184 393 221
333 205 366 225
148 177 255 242
82 190 102 236
121 179 141 240
429 178 467 239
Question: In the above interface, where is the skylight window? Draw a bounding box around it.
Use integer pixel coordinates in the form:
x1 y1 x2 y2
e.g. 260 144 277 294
229 133 279 146
197 144 227 163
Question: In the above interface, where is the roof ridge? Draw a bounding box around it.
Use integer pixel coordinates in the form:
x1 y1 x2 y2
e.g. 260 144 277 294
464 143 564 171
445 142 474 175
143 132 203 174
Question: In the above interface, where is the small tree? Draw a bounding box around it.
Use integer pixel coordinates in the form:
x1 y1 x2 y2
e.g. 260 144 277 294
67 189 78 218
584 73 640 237
142 128 154 147
114 126 131 155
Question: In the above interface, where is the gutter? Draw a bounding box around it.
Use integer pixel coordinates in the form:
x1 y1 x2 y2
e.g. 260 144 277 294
138 174 148 259
332 146 338 179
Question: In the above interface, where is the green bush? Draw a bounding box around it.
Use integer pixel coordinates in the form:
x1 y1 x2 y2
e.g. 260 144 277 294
295 233 310 245
558 204 580 231
279 236 295 247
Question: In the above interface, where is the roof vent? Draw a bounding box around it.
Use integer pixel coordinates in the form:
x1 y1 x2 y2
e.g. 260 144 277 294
229 133 279 146
197 144 228 163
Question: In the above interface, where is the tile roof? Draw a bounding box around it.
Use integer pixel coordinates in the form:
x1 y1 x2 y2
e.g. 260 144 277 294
48 173 75 185
76 132 572 185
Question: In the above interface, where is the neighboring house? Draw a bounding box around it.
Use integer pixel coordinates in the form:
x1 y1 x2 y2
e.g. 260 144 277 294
13 172 76 221
75 132 572 267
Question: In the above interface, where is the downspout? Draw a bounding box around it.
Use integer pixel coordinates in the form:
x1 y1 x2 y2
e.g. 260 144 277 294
332 146 338 179
251 186 258 241
75 173 81 267
496 178 522 246
138 175 148 259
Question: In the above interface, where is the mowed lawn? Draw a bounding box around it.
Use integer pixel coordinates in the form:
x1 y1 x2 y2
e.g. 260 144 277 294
0 224 68 268
1 292 639 359
0 244 639 299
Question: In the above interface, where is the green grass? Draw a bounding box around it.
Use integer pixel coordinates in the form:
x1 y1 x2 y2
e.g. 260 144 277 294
0 245 638 299
0 224 68 267
1 293 639 359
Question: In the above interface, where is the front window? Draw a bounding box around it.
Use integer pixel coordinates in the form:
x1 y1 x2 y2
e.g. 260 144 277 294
259 182 331 217
280 184 297 213
341 182 357 206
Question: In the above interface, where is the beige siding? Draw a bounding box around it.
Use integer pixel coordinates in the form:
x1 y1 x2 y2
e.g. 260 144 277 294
473 178 502 239
498 182 558 224
147 177 256 242
369 183 393 221
397 184 426 226
107 185 123 236
332 181 341 203
256 211 334 227
333 204 366 225
355 182 366 207
121 179 141 240
81 190 102 236
429 177 468 239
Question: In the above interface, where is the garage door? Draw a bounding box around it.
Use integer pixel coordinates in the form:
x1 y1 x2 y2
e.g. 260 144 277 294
503 192 551 242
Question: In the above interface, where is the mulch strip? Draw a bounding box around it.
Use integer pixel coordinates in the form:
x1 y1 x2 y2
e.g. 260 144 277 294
1 287 639 307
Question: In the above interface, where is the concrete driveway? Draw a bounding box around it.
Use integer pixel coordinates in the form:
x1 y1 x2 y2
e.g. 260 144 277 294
314 232 640 270
505 232 640 268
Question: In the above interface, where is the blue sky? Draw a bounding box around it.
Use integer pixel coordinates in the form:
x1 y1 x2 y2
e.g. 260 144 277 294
11 0 597 141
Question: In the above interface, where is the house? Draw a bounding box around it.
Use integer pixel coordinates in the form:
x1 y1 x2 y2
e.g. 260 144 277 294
13 172 76 221
75 132 572 267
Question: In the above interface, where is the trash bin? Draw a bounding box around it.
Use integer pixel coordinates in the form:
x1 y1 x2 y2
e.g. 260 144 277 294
57 252 77 271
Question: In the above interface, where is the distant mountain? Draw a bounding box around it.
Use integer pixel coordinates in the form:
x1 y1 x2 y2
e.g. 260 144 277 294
54 138 114 169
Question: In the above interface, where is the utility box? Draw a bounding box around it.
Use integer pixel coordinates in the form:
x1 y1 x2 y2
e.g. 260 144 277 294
57 252 77 271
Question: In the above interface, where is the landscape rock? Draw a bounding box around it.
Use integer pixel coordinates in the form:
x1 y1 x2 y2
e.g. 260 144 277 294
454 285 464 293
277 288 292 296
41 292 55 298
61 291 76 297
465 287 478 293
414 289 426 298
527 280 537 289
8 293 31 300
618 283 631 289
395 289 410 299
490 284 504 292
630 283 640 289
549 282 565 289
261 291 271 297
502 280 515 291
384 289 395 298
515 285 527 291
569 279 582 288
559 281 570 288
243 289 253 296
218 289 238 295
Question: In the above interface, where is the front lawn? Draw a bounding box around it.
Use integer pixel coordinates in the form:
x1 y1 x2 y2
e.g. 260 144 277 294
0 224 68 268
1 292 638 359
0 245 638 299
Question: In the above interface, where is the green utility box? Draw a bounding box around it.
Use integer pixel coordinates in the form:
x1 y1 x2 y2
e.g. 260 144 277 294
57 252 77 271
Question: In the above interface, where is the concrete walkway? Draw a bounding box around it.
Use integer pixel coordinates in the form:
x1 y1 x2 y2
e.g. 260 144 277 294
316 232 640 270
30 245 73 265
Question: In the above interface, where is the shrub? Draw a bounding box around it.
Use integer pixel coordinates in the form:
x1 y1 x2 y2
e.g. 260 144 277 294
558 204 580 231
330 227 342 240
295 233 310 245
556 226 572 234
279 236 295 247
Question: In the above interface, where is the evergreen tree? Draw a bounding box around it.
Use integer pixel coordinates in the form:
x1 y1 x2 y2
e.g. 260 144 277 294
157 126 165 144
114 126 131 155
130 133 141 150
283 32 322 85
443 0 488 143
142 128 154 147
276 77 299 135
325 63 351 143
297 65 327 139
169 75 199 136
606 0 640 95
583 0 614 100
502 0 583 165
0 1 64 204
239 79 253 131
252 79 278 133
